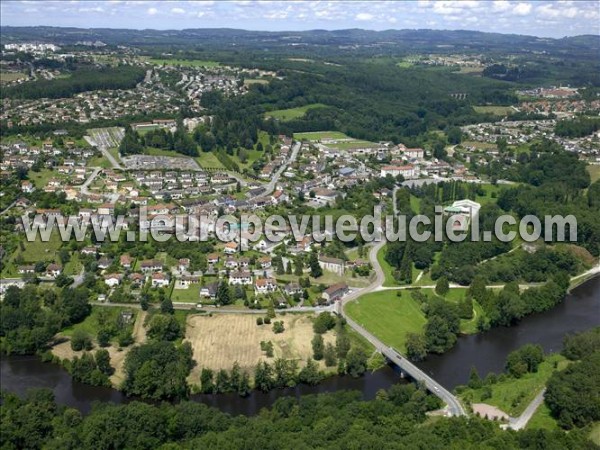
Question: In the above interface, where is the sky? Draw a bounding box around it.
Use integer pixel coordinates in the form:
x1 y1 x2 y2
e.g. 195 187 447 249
1 1 599 38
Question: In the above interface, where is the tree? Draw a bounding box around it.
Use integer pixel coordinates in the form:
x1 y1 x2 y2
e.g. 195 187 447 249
424 315 456 354
468 366 482 389
435 276 450 297
238 371 251 397
160 298 174 315
324 343 337 367
254 361 273 392
147 314 181 341
272 321 285 334
200 368 215 394
312 334 324 360
313 312 336 334
215 369 231 393
95 349 114 376
71 329 93 351
294 257 304 276
298 358 322 385
309 252 323 278
97 329 111 348
545 351 600 429
405 333 428 362
505 344 544 378
216 281 231 306
336 330 351 359
346 346 368 377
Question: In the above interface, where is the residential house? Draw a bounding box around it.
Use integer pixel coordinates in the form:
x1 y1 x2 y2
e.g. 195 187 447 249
151 272 170 288
46 263 62 278
120 254 133 269
200 281 219 300
380 165 417 179
104 273 122 287
224 242 238 254
322 283 349 303
255 278 277 294
258 256 272 269
318 255 346 276
229 271 252 285
140 259 163 273
284 282 302 296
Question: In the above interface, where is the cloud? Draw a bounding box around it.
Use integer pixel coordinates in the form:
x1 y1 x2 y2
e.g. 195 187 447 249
355 12 374 21
492 1 511 12
512 3 532 16
146 7 158 16
171 7 185 15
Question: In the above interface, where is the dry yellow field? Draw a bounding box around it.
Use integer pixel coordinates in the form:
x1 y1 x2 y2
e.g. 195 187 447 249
51 310 148 387
185 313 335 379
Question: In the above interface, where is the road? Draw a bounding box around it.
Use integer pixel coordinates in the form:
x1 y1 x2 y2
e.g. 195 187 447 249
80 167 102 196
338 238 466 416
508 388 545 430
255 141 301 197
99 145 124 170
0 200 17 216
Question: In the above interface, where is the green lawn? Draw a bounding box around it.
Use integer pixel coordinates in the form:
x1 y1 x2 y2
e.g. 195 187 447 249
377 245 399 287
64 253 82 276
460 354 569 417
196 151 225 169
526 403 559 431
345 290 426 352
590 423 600 446
475 183 503 206
171 284 201 303
409 194 421 213
144 147 181 157
29 169 58 189
87 155 112 169
61 306 133 339
21 233 63 264
473 105 514 116
587 165 600 183
266 103 328 121
327 140 379 150
147 58 220 67
293 131 350 141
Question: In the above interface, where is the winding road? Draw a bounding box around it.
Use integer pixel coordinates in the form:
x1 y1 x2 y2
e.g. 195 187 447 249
338 240 467 416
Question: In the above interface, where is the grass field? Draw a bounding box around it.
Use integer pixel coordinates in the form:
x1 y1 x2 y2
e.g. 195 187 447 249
196 151 225 169
462 140 497 151
587 165 600 183
171 284 201 303
327 140 379 150
0 71 27 83
590 423 600 446
266 103 328 121
29 169 58 189
184 313 336 378
244 79 269 86
377 245 399 287
143 147 180 157
473 105 514 116
147 58 220 67
460 354 569 417
475 183 503 206
345 290 426 352
526 403 559 431
293 131 350 141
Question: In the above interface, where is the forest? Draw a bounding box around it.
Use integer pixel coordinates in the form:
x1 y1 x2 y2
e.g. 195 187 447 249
2 65 145 99
2 382 597 450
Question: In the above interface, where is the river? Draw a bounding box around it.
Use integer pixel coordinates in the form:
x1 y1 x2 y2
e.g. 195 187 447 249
1 276 598 416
